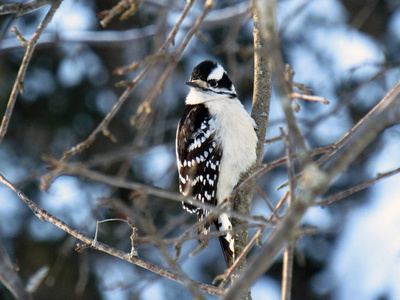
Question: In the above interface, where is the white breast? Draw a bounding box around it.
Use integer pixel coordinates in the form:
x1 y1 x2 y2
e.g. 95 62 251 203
206 97 258 204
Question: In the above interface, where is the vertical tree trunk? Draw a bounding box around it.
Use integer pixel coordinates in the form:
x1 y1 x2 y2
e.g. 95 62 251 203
231 1 272 299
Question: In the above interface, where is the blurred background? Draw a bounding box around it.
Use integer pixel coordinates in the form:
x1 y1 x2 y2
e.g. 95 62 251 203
1 0 400 299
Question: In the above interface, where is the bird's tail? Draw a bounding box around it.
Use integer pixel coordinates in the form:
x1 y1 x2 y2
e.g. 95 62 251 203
215 213 234 267
195 211 235 267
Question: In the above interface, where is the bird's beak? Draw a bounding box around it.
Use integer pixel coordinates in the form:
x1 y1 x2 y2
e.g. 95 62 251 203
185 81 197 88
185 79 207 89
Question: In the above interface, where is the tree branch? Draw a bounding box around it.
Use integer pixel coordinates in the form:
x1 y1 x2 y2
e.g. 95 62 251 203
228 0 272 298
318 166 400 207
0 0 52 17
0 172 225 297
0 0 63 146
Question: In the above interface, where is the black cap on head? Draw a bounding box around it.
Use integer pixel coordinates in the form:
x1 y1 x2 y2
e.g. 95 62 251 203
189 60 234 92
190 60 218 81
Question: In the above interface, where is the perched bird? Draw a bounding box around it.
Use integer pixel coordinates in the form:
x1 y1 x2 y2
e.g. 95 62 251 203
176 60 257 266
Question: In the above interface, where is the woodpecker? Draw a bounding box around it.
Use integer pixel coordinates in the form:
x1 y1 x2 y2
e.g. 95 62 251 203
176 60 257 267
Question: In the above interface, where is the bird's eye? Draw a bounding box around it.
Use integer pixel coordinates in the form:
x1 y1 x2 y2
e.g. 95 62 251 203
208 80 218 87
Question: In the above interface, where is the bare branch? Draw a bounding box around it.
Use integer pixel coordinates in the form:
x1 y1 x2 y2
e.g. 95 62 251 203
324 81 400 179
281 243 294 300
232 145 335 200
261 5 312 168
291 92 329 104
0 0 52 17
98 0 138 28
316 82 400 169
255 185 280 221
0 172 225 297
319 167 400 207
10 26 28 46
0 0 62 146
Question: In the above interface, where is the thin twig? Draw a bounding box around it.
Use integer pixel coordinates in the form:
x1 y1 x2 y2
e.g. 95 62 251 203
291 92 329 104
281 243 294 300
315 80 400 169
255 185 279 221
0 0 62 146
318 166 400 207
232 145 334 200
132 203 206 300
265 135 282 144
267 190 289 222
98 0 133 27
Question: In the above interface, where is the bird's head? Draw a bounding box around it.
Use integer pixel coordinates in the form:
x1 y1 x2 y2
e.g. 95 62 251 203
185 60 237 102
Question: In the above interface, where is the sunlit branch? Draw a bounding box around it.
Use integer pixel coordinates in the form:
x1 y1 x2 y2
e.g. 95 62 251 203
97 0 138 28
291 92 329 104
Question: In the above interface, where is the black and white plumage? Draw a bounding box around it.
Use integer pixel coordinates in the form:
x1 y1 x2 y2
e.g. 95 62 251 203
176 60 258 267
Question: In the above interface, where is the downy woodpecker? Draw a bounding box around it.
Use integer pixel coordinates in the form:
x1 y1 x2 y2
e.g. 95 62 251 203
176 60 257 266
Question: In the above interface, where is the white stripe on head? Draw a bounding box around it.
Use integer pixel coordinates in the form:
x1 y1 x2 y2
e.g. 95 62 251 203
207 64 225 81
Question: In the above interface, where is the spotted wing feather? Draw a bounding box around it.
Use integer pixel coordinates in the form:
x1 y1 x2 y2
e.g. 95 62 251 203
176 104 222 235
